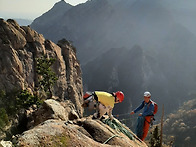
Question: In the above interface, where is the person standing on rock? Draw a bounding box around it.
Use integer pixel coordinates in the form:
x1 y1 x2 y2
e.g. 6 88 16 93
130 91 158 141
82 91 124 120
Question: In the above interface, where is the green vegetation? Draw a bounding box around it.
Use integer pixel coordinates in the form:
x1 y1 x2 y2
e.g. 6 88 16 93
39 133 69 147
16 90 42 109
0 89 42 115
0 55 58 132
163 99 196 147
53 135 68 147
36 56 58 98
0 89 18 116
0 108 9 131
0 89 42 130
149 126 161 147
0 54 59 141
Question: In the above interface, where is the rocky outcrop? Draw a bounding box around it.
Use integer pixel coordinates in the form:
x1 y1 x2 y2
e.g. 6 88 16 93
26 99 79 128
0 140 12 147
15 99 147 147
17 118 144 147
0 18 83 116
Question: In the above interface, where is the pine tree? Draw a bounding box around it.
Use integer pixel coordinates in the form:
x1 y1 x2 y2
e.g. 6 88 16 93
0 108 8 130
36 56 58 98
150 126 161 147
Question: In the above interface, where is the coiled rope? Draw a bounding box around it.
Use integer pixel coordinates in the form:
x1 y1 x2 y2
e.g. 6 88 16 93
102 118 135 140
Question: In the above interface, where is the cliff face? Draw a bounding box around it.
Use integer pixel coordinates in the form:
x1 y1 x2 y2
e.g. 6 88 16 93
0 18 83 116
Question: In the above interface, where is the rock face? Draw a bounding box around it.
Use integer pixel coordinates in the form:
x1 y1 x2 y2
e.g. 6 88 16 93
17 118 146 147
0 18 83 116
13 99 146 147
27 99 79 128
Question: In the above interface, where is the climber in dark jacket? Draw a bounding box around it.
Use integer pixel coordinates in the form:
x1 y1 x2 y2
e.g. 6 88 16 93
130 91 157 141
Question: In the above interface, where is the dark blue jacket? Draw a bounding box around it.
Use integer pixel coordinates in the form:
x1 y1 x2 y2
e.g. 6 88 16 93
134 100 154 116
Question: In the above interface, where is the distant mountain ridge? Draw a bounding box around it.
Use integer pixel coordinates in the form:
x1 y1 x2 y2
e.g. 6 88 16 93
14 18 32 26
31 0 196 114
31 0 196 63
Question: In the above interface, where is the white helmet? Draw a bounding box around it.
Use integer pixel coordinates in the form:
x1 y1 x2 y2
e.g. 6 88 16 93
144 91 151 97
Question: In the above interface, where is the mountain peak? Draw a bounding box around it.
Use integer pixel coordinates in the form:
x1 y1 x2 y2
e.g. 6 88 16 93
30 0 72 31
51 0 72 11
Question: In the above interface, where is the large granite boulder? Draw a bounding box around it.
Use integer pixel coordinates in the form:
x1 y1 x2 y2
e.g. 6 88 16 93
16 118 147 147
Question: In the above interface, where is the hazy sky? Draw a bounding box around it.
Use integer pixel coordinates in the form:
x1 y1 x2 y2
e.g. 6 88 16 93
0 0 88 20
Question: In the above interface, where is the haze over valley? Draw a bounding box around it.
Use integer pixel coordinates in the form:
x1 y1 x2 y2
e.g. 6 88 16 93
31 0 196 116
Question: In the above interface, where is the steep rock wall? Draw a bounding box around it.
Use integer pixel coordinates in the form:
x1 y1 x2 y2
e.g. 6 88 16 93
0 19 83 116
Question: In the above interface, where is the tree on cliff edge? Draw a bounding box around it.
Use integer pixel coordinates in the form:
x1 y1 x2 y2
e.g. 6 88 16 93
36 55 58 98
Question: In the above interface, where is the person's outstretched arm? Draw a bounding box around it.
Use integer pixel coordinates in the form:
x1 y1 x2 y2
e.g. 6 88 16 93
130 101 144 114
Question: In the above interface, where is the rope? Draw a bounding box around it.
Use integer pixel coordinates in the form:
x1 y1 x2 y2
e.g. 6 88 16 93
114 113 135 122
119 117 135 121
102 118 144 146
102 118 135 140
103 135 123 144
103 135 135 147
113 115 137 127
113 112 131 117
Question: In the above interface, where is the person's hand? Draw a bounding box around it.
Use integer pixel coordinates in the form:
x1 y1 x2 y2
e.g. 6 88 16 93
130 111 134 115
138 113 142 116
